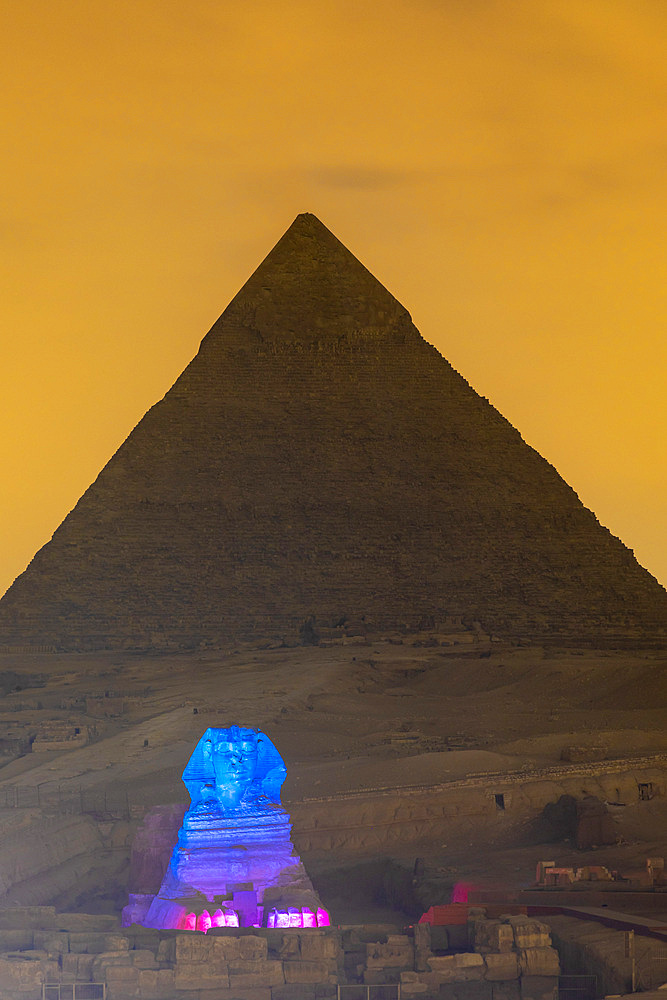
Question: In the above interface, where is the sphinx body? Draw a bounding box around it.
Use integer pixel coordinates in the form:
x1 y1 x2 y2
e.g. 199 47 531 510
133 726 328 930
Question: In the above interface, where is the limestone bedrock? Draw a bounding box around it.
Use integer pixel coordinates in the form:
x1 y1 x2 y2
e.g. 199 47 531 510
130 725 327 931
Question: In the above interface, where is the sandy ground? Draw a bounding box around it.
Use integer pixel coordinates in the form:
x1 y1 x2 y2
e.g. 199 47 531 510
0 636 665 921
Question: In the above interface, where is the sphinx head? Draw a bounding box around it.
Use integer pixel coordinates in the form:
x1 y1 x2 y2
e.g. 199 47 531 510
182 725 286 813
210 726 259 806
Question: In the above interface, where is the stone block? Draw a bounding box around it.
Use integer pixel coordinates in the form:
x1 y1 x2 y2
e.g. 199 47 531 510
484 953 520 981
69 931 129 953
472 919 498 952
283 959 336 983
519 949 559 977
468 914 485 946
228 958 284 987
364 968 400 985
106 987 139 1000
202 990 272 1000
0 906 55 930
451 982 494 1000
62 952 95 981
492 982 521 1000
272 986 318 1000
137 968 159 995
60 953 79 981
43 958 61 983
366 950 414 970
414 923 432 950
7 949 47 961
174 960 230 989
366 936 414 969
0 929 34 951
401 981 430 995
91 950 133 981
422 974 492 999
474 920 514 954
440 953 485 968
400 970 431 993
299 931 340 961
228 959 271 975
77 953 95 979
278 934 301 958
56 912 119 931
344 953 366 979
508 919 551 950
138 967 175 998
238 934 268 961
520 975 558 1000
0 954 45 997
211 935 241 961
126 927 160 954
156 936 176 962
130 947 160 968
175 932 215 962
427 953 485 981
105 964 139 983
33 931 69 957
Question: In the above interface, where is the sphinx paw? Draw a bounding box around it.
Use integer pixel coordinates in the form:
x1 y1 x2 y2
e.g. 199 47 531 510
266 905 330 928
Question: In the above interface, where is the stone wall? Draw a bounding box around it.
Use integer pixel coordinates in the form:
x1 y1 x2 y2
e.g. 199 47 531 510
0 912 342 1000
288 760 667 855
0 906 564 1000
544 914 667 996
401 911 560 999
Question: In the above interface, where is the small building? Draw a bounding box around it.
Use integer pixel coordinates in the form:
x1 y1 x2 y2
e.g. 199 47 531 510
31 721 89 752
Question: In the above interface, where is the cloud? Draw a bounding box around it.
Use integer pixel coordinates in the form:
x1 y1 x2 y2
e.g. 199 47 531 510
305 166 429 191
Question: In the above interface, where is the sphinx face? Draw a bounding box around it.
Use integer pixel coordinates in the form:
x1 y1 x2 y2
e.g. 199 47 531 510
212 735 259 805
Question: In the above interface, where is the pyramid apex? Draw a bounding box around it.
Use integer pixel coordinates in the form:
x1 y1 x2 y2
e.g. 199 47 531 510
200 213 413 349
277 211 340 243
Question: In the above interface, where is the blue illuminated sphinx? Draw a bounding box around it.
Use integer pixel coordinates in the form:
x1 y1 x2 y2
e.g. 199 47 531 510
138 726 329 931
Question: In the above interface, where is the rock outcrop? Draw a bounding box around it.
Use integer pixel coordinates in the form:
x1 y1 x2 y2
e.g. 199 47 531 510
1 213 664 649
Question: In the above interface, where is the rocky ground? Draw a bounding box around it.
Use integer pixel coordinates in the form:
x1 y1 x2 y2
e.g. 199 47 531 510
0 633 665 924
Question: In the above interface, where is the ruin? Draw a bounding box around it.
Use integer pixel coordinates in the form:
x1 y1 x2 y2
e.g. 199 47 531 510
0 213 664 651
126 726 328 932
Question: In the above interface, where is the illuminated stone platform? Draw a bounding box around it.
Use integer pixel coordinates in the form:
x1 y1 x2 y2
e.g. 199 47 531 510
125 726 329 931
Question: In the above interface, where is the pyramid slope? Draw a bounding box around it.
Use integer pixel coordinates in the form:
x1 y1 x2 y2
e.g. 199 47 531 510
1 215 665 650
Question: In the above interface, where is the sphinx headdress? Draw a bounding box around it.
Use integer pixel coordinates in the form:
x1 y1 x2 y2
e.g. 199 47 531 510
181 726 287 807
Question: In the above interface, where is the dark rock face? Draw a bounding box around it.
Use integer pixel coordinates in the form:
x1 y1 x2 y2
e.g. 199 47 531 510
0 214 665 650
128 804 187 895
575 796 617 850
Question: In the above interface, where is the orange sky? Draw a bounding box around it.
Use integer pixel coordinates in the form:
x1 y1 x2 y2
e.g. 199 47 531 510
1 0 666 598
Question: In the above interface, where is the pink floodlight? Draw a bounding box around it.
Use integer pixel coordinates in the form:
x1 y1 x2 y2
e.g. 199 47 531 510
184 912 196 931
302 908 316 928
316 908 331 927
197 911 211 933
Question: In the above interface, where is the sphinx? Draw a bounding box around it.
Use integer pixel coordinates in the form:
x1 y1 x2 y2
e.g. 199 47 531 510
131 726 329 931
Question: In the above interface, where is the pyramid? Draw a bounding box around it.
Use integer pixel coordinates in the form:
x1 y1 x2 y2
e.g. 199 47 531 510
1 214 665 650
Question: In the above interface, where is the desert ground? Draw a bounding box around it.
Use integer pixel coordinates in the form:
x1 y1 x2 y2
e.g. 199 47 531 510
0 632 665 925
